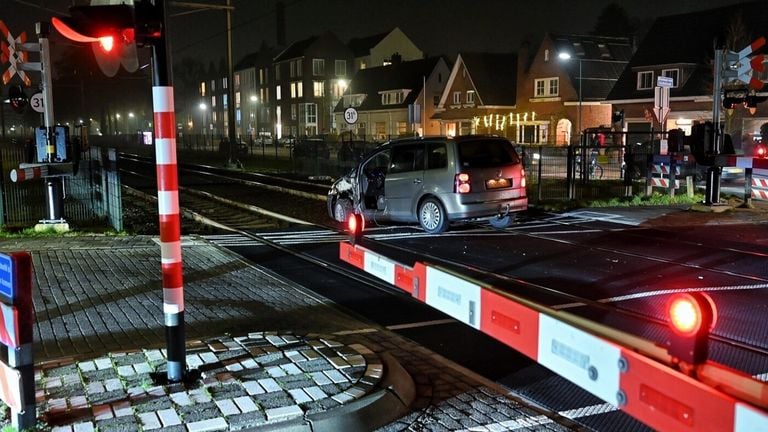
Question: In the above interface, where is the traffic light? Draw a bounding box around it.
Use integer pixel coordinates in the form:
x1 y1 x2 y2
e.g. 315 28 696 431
666 292 717 364
347 213 364 245
690 122 715 165
51 1 161 77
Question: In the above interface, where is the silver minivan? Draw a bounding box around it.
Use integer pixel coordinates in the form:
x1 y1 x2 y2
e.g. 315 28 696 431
327 135 528 233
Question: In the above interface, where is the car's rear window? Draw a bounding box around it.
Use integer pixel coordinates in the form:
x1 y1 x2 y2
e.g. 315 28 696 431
458 139 520 168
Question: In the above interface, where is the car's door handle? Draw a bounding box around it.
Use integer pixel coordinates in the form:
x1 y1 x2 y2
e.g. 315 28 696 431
413 179 422 184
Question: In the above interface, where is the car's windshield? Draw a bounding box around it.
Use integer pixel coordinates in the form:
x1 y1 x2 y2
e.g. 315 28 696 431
458 139 520 168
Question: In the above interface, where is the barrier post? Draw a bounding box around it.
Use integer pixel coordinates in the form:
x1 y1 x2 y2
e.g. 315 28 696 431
0 252 35 430
745 167 753 207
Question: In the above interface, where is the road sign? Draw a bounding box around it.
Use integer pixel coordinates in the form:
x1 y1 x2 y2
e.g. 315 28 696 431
29 92 43 113
653 86 671 124
343 107 358 125
0 21 31 86
0 254 16 302
657 76 674 88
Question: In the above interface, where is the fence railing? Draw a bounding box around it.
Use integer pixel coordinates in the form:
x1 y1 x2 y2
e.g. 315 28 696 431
0 140 122 231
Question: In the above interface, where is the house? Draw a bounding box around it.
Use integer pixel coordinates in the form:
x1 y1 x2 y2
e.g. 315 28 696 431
517 33 632 144
271 31 354 139
233 44 280 139
334 56 451 140
432 52 518 139
348 27 423 72
605 1 768 152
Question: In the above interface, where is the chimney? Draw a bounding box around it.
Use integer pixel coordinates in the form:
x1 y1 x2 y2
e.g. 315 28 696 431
276 1 286 47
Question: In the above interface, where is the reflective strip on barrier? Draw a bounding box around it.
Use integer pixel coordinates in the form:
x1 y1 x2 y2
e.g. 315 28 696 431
0 303 19 348
753 178 768 189
338 242 768 432
651 177 679 188
0 361 21 411
652 164 681 175
752 189 768 201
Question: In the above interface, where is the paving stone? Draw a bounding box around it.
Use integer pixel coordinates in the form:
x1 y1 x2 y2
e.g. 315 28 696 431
266 366 286 378
258 378 281 393
138 412 161 430
94 358 112 370
186 417 228 432
233 396 258 413
215 398 240 416
288 388 312 404
303 386 327 401
242 381 265 396
157 408 182 427
280 363 302 375
264 404 303 422
324 370 348 384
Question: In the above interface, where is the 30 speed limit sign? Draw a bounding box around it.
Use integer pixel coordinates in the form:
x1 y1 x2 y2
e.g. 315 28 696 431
29 92 44 113
343 107 358 125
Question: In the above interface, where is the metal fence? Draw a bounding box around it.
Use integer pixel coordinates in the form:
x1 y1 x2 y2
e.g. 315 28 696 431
0 140 122 230
107 130 696 205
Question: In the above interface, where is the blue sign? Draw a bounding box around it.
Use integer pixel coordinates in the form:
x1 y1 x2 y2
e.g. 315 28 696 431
0 254 15 302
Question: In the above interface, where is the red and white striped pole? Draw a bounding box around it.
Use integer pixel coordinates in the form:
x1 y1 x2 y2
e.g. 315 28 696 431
151 0 186 383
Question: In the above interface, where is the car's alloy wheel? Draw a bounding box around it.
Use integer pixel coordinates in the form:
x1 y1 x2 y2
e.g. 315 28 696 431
333 198 353 223
419 198 448 234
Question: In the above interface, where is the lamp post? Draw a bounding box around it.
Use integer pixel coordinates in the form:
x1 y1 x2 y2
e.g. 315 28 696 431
558 52 582 144
335 79 348 134
115 113 121 134
128 112 135 133
199 102 207 147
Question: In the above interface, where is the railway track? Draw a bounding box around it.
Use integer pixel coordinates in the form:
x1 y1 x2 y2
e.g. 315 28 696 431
119 153 768 378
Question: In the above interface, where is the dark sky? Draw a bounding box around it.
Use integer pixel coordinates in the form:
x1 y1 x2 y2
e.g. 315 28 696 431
2 0 754 68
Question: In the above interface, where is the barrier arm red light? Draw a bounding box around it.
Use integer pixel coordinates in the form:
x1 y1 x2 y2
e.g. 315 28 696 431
666 292 716 366
347 213 364 245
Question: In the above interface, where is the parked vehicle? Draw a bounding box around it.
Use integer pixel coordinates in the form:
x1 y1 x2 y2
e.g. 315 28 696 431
327 135 528 233
292 138 330 159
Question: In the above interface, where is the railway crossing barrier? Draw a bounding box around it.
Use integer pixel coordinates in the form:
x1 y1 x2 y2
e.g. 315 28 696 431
648 155 694 197
339 241 768 432
717 156 768 205
0 251 35 430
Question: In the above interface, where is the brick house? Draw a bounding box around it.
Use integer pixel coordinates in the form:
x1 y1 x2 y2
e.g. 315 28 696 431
605 1 768 153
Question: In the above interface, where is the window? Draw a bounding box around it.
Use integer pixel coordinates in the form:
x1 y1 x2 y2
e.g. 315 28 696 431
210 80 215 91
335 60 346 76
389 143 425 174
291 82 300 98
453 91 461 104
534 77 559 97
200 82 206 96
313 81 325 97
235 92 240 108
466 90 475 104
275 64 281 80
223 94 228 108
234 74 240 87
305 103 317 123
260 68 269 85
211 95 216 108
276 85 282 100
662 69 679 88
433 95 440 107
296 59 302 77
290 61 296 78
313 59 325 75
222 77 227 89
637 71 653 90
426 142 447 170
291 104 297 120
396 121 407 135
381 91 405 105
544 49 549 62
375 122 387 139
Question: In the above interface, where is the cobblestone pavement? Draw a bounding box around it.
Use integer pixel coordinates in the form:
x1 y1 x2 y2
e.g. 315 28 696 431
0 235 575 431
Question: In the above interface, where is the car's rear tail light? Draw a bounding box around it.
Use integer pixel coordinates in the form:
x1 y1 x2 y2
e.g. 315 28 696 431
757 145 766 158
521 169 526 188
455 173 471 193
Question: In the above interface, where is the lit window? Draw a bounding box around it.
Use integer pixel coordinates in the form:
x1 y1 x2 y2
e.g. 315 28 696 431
222 77 227 89
200 82 206 96
276 85 282 100
234 74 240 87
534 77 559 97
223 94 228 108
306 103 317 123
466 90 475 104
211 95 216 107
235 92 240 107
291 104 297 120
662 69 679 88
637 71 653 90
291 82 297 98
313 81 325 97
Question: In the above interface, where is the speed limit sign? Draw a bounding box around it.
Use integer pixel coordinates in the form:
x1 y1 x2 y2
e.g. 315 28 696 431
343 107 358 125
29 92 44 113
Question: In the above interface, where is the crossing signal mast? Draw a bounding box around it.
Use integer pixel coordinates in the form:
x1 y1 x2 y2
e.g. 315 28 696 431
707 37 767 205
54 0 191 384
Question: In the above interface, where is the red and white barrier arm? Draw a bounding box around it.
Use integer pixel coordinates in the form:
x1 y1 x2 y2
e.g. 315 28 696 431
339 242 768 432
9 165 47 183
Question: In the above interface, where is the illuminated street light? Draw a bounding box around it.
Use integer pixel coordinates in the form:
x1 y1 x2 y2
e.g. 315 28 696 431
558 51 582 144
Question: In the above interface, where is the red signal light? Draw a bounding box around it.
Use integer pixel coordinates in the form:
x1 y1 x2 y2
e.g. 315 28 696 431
666 292 717 364
347 213 364 244
756 145 767 158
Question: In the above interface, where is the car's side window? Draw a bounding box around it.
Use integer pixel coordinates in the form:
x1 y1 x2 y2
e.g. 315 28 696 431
426 142 447 170
363 150 390 176
389 144 425 174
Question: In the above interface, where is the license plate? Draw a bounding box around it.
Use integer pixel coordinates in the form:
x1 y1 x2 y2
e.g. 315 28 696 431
486 178 511 189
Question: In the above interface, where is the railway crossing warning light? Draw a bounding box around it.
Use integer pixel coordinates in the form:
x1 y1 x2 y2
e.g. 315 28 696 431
51 1 161 77
347 213 364 245
666 292 717 365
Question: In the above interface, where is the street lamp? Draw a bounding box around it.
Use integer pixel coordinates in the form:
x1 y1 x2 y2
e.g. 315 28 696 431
558 52 582 144
250 95 258 139
128 112 135 133
199 102 207 141
115 113 121 134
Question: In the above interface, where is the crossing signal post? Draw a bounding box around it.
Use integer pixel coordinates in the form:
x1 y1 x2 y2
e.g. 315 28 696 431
54 0 191 384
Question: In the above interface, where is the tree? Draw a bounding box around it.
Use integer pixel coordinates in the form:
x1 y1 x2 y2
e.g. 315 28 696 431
591 3 635 37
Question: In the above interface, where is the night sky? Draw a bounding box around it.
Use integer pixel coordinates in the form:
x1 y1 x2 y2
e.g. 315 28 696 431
3 0 755 68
